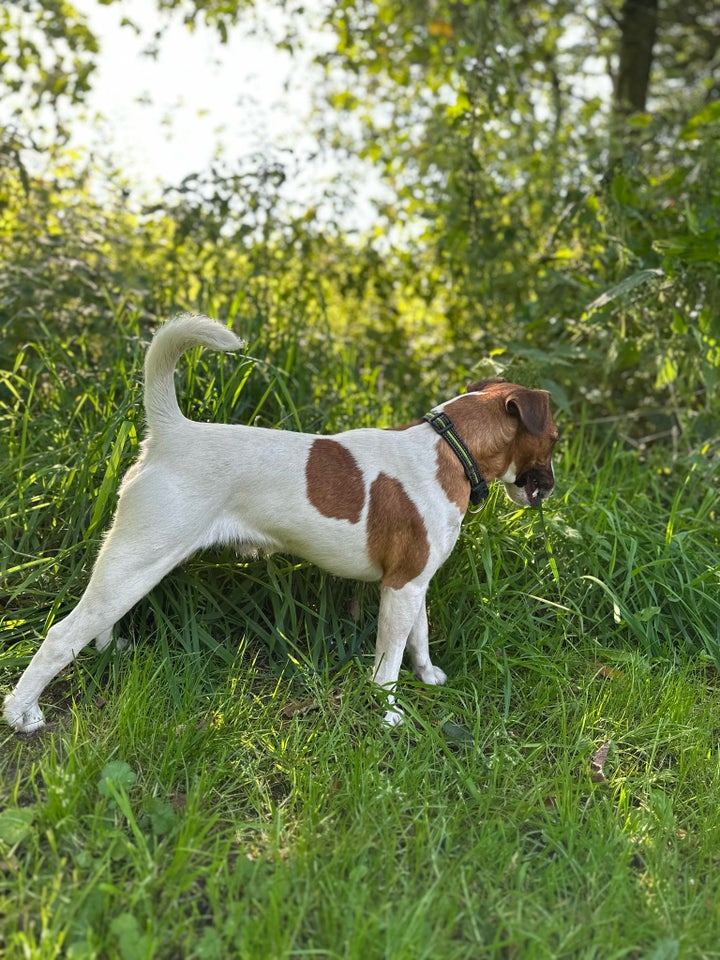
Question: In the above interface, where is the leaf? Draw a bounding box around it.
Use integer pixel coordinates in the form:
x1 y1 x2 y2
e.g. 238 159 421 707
88 420 134 535
595 663 622 680
653 235 720 265
348 595 361 622
142 798 176 836
590 740 611 783
0 806 36 846
655 354 678 389
626 112 654 129
110 913 149 960
98 761 137 797
680 102 720 138
584 269 665 317
610 174 638 207
442 721 474 744
645 939 680 960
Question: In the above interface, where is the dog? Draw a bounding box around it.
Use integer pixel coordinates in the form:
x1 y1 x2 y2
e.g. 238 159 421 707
4 315 558 732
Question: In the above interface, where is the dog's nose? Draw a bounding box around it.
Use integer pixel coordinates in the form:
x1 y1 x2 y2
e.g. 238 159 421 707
514 467 554 507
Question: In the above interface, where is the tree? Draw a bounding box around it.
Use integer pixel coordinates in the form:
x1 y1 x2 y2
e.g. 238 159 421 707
614 0 659 114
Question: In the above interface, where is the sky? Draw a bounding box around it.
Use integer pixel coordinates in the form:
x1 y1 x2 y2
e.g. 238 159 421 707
72 0 320 192
56 0 397 234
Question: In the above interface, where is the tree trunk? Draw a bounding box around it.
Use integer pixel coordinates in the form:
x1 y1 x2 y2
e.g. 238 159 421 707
614 0 659 114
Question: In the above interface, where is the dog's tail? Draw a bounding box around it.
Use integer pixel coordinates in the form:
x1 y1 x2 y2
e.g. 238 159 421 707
143 314 244 429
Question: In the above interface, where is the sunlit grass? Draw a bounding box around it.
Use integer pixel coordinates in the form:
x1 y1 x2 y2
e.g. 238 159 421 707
1 313 719 958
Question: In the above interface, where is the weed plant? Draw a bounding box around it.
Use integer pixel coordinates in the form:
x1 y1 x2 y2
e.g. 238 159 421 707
1 310 719 959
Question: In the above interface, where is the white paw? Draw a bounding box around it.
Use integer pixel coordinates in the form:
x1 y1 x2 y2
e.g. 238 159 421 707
4 695 46 733
95 631 131 652
95 628 114 652
382 707 405 727
414 664 448 686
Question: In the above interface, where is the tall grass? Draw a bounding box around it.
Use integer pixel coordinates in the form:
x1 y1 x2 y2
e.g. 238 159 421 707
1 306 719 958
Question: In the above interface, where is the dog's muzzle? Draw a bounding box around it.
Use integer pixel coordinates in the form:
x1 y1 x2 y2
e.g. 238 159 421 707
512 466 555 508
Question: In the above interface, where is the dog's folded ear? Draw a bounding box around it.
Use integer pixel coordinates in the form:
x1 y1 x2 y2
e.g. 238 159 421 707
504 388 552 437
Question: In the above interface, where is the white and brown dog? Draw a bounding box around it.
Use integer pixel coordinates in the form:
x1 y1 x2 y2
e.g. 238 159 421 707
4 315 558 731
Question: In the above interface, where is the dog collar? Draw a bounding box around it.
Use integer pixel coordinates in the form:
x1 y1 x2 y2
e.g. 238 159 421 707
423 411 489 506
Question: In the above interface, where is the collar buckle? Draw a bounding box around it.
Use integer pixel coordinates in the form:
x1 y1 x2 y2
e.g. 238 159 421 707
423 411 454 436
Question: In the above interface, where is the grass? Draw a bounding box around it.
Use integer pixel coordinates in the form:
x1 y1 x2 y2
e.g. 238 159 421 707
1 312 720 959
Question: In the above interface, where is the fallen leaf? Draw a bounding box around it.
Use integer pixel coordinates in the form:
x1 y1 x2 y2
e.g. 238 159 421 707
281 700 320 719
591 739 612 782
593 663 623 680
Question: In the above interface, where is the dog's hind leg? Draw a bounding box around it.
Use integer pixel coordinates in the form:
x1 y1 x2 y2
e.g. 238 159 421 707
94 627 114 652
94 626 134 652
4 487 200 732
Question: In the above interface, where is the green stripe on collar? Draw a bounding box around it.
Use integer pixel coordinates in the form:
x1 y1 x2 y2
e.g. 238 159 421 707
423 411 489 506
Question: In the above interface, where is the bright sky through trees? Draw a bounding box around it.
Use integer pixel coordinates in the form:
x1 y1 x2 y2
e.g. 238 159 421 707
70 0 318 195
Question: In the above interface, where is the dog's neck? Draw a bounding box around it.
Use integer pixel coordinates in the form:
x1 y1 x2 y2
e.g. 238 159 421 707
423 411 488 506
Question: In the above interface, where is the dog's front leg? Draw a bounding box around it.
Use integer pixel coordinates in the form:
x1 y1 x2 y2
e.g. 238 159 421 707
372 582 428 726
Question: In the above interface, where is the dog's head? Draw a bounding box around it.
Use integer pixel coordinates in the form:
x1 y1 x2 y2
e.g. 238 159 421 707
441 378 558 509
465 378 558 508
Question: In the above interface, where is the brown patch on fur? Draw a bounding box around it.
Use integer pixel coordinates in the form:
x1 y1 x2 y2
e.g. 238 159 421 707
435 440 470 512
306 438 365 523
367 473 430 588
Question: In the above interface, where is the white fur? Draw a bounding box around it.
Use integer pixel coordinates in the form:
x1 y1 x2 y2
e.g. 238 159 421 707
4 315 550 732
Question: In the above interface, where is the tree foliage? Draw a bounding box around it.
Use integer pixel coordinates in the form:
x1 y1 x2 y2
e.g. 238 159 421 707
0 0 718 442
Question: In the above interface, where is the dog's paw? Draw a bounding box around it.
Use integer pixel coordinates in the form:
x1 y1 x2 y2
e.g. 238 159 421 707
414 664 448 686
4 695 45 733
95 630 131 653
95 629 114 652
382 706 405 727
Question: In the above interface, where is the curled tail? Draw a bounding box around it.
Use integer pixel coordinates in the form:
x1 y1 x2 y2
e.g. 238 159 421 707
143 314 244 430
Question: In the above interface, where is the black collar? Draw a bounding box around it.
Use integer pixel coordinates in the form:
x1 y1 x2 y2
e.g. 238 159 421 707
423 410 489 506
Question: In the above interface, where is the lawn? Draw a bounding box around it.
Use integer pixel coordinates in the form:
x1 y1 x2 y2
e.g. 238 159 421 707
1 315 719 959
